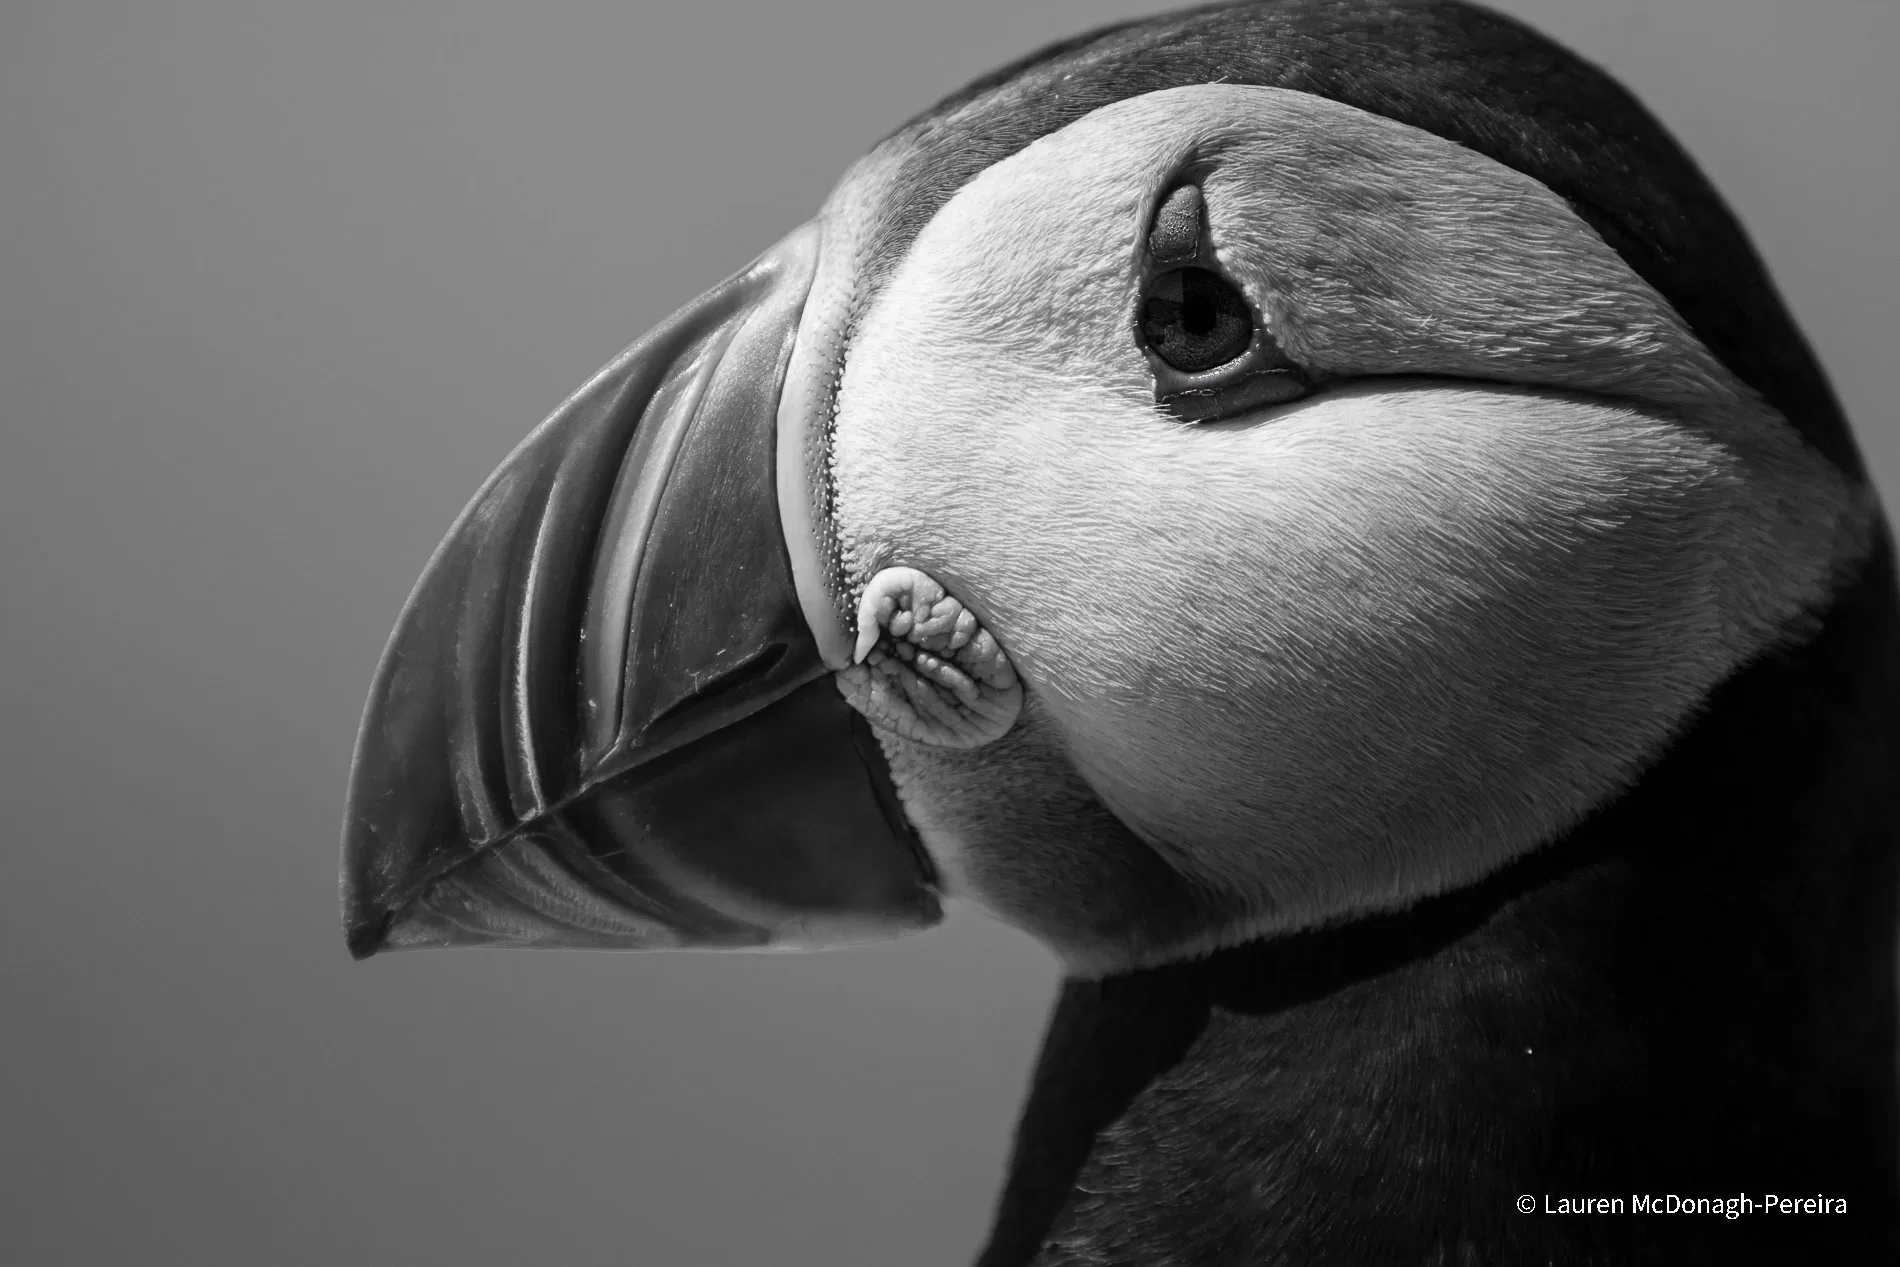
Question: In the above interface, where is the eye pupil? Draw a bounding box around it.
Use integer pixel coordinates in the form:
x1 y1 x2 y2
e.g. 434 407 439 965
1181 293 1218 336
1141 267 1253 373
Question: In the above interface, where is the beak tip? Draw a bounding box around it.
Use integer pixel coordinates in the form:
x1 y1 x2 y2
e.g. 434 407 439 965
343 904 391 961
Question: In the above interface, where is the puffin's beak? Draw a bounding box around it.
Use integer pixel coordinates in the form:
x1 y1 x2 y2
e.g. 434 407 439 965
341 223 939 959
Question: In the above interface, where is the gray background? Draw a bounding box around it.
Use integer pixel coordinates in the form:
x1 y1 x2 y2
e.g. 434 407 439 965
2 1 1894 1263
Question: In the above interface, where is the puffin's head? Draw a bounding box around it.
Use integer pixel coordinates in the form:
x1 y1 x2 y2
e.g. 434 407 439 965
342 3 1873 973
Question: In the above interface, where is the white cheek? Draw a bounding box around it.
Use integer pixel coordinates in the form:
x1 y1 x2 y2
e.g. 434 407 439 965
841 369 1849 924
824 83 1867 948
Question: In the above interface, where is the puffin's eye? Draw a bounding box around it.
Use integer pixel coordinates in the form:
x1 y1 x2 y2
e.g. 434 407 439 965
1137 183 1312 424
1141 268 1253 373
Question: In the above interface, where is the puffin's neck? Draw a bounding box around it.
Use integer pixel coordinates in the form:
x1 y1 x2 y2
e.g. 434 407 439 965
979 539 1900 1267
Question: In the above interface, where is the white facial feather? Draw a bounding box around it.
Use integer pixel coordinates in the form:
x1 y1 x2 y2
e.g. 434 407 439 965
820 85 1872 970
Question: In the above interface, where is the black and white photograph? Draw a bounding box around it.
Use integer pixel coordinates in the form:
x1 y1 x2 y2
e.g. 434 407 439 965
4 1 1897 1262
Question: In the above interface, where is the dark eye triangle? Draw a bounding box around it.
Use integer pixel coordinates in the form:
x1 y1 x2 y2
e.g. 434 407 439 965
1149 184 1204 264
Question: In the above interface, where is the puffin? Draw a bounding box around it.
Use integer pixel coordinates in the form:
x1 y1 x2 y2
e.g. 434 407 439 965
340 1 1900 1261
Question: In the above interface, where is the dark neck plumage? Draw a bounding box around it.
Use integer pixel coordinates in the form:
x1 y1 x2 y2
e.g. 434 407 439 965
980 539 1900 1267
